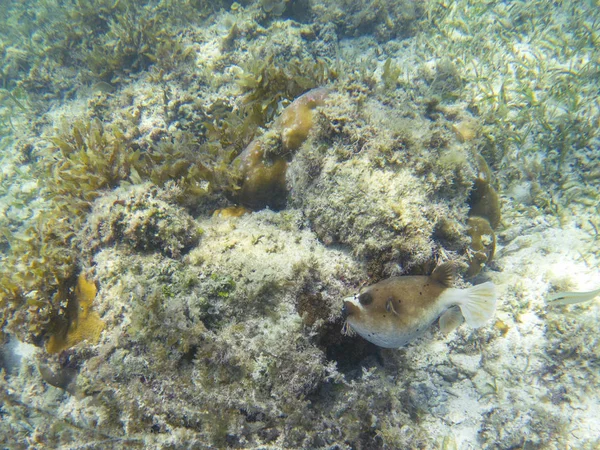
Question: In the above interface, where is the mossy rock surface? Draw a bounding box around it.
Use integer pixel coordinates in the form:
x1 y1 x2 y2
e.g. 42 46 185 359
81 184 201 259
288 90 475 276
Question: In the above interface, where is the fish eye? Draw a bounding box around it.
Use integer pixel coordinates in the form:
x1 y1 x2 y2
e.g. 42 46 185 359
358 292 373 306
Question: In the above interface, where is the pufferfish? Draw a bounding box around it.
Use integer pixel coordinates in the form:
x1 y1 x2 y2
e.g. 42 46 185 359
342 262 497 348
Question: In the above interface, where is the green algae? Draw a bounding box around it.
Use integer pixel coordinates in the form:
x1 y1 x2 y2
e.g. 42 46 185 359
237 55 336 128
1 0 599 448
0 114 216 344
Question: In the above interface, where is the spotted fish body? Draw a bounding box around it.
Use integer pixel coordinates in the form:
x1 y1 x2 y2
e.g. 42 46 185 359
342 263 497 348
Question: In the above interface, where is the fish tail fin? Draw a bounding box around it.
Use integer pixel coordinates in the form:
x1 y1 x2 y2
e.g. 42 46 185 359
456 282 497 328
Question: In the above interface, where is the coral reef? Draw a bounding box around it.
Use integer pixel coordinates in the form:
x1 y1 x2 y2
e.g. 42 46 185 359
0 114 214 345
68 208 365 446
1 0 600 448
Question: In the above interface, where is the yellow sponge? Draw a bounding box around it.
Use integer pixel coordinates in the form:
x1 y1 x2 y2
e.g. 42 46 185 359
46 273 105 354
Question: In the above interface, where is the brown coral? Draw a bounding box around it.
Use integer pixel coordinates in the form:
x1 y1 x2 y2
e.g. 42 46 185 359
276 87 331 151
466 216 496 278
466 154 501 276
233 87 330 210
468 154 501 229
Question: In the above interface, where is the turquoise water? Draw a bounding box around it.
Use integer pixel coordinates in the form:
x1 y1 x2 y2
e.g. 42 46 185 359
1 1 599 448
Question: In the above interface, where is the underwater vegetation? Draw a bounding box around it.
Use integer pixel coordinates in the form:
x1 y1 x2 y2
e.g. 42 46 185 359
468 155 501 230
204 55 336 161
237 56 334 120
203 52 337 209
311 0 425 40
466 216 496 278
419 0 600 213
0 0 343 348
1 0 599 448
0 0 202 101
0 113 214 345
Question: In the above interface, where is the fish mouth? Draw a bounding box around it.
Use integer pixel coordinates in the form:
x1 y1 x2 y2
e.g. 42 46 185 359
341 296 357 319
341 297 358 336
341 300 350 319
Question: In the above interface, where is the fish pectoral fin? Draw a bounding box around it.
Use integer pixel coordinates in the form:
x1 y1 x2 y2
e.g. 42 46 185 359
341 321 356 336
386 298 400 316
439 307 464 334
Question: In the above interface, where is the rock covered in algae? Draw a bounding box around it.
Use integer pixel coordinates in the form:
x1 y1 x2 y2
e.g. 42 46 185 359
64 207 366 446
80 183 201 260
288 89 477 275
